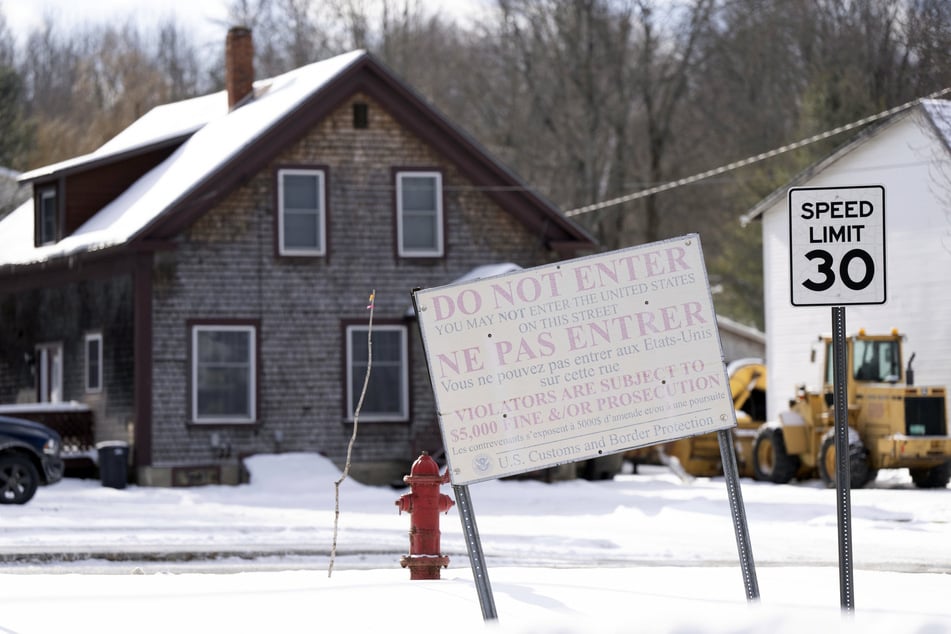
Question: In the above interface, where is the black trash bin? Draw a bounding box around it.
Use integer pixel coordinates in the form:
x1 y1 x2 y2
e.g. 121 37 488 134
97 441 129 489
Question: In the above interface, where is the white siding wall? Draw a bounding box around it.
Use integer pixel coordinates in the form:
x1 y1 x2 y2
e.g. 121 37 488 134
762 110 951 423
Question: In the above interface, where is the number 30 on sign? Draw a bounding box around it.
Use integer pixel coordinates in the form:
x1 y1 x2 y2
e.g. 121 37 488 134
788 185 886 307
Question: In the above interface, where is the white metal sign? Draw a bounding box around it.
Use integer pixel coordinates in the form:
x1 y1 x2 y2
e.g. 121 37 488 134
414 235 736 485
788 185 886 306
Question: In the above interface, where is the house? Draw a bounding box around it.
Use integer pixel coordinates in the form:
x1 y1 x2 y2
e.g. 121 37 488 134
740 99 951 423
715 315 765 363
0 28 595 486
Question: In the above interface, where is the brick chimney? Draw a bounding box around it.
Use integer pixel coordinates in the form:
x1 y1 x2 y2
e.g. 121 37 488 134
225 26 254 109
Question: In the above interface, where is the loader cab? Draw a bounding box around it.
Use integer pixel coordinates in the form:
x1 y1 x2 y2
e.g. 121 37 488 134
822 332 903 390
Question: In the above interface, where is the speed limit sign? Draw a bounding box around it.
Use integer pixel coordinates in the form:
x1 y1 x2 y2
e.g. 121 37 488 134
788 185 886 306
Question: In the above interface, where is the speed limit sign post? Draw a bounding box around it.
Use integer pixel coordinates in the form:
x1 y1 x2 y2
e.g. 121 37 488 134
788 184 886 613
788 185 885 306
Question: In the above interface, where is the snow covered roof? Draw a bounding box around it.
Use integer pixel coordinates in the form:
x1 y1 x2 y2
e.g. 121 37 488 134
0 50 366 267
0 47 593 274
740 99 951 226
447 262 523 284
18 92 224 183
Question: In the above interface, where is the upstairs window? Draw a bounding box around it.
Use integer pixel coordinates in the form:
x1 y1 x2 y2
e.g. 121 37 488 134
278 168 326 256
345 323 409 422
191 324 257 424
396 171 443 257
38 187 59 245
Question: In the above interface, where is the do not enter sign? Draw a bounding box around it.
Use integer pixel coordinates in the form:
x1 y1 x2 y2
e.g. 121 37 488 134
788 185 886 306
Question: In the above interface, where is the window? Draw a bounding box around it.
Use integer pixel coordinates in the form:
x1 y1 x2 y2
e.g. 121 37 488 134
36 342 63 403
852 338 900 383
85 333 103 393
191 324 256 423
278 168 326 256
396 171 443 257
346 324 408 421
38 187 58 245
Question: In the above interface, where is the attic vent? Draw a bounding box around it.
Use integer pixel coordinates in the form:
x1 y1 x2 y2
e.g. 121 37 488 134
353 103 368 129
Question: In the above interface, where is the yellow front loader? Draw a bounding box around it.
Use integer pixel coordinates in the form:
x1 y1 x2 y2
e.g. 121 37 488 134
752 330 951 488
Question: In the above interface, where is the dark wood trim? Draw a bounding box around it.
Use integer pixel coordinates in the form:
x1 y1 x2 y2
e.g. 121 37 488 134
133 252 154 468
19 134 193 185
0 241 174 292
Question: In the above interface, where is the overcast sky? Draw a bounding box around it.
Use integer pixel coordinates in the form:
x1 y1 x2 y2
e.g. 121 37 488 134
2 0 489 48
3 0 230 45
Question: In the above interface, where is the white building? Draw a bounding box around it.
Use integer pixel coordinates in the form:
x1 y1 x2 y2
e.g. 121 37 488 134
741 99 951 422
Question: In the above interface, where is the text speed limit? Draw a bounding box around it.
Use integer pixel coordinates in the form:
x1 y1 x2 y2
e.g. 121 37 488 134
788 185 886 306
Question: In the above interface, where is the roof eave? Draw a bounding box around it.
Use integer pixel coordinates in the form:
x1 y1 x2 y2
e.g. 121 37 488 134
18 133 196 186
135 53 596 252
739 106 921 227
0 239 172 292
352 54 596 251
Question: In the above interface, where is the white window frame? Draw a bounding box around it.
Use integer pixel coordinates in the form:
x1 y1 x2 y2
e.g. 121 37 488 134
85 332 103 393
278 168 326 256
36 342 63 403
191 324 256 424
346 324 409 422
396 171 443 257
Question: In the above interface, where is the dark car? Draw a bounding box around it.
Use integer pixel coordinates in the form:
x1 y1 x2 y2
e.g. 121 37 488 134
0 415 64 504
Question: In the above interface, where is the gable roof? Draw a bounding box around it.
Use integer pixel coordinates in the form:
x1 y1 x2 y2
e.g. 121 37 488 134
739 99 951 226
0 50 594 274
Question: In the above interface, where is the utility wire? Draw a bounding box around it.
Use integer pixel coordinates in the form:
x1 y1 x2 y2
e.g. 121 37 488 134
564 86 951 218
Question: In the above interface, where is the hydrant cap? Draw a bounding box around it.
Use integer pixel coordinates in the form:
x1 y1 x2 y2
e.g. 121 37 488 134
410 452 440 476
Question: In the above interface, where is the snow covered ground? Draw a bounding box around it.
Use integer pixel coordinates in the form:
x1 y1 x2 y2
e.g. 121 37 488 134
3 453 951 633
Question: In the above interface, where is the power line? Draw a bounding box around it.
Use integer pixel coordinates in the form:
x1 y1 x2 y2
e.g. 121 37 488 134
563 86 951 218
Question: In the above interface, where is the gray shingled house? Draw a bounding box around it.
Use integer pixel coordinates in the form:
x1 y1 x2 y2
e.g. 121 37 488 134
0 28 595 486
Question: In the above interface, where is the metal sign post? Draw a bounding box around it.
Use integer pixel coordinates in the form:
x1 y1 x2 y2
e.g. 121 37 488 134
453 484 498 620
831 306 854 611
717 429 759 601
788 185 886 612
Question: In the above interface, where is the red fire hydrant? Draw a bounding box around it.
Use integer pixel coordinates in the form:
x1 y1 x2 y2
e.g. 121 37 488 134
395 452 455 580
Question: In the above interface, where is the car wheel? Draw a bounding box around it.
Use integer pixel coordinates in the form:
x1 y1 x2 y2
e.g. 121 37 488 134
0 453 40 504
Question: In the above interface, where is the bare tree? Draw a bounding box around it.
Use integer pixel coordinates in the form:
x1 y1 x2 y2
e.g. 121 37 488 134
7 0 951 327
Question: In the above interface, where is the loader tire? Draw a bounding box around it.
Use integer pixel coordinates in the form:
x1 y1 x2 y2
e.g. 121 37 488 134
910 461 951 489
818 431 872 489
752 426 800 483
